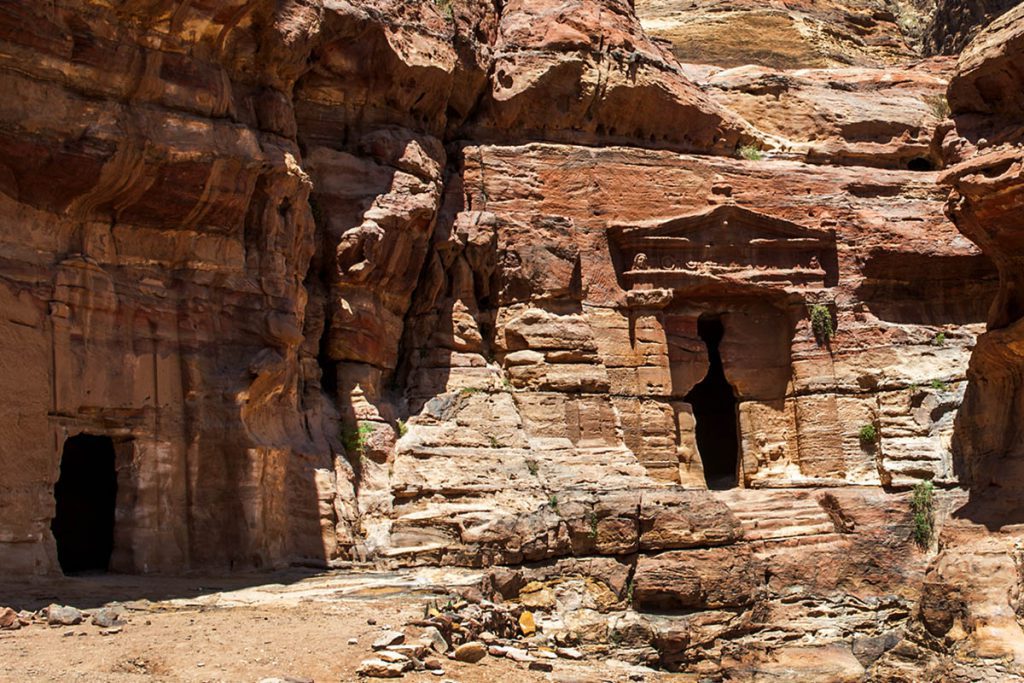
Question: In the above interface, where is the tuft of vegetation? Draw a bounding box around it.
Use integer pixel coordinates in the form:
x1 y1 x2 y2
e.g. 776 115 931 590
342 422 375 456
434 0 454 20
396 419 408 438
526 459 539 476
587 512 599 539
930 379 950 391
932 332 946 346
459 386 482 396
858 423 877 445
923 93 951 120
911 480 935 548
809 304 834 345
738 144 764 161
548 494 559 510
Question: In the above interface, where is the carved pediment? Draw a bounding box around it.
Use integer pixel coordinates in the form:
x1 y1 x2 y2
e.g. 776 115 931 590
610 205 838 296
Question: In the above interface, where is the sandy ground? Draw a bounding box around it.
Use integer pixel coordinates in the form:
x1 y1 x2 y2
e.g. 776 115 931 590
0 568 682 683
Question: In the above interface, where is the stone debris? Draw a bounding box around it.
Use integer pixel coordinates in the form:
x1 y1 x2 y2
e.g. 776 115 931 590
453 641 486 663
356 658 406 678
352 594 604 677
46 605 83 626
372 631 405 650
92 606 127 628
376 650 410 664
418 626 448 653
518 610 536 636
0 607 21 630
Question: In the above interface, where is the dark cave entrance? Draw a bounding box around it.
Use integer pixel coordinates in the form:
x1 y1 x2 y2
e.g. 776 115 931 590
685 316 740 490
51 434 118 575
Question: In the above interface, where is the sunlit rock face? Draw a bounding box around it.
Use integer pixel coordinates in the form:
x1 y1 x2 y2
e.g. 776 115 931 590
2 0 1024 679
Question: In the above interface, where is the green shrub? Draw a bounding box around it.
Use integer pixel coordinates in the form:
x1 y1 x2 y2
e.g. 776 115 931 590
396 419 408 438
930 379 950 391
923 93 950 120
911 480 935 548
548 494 559 510
809 304 834 344
932 332 946 346
526 459 539 476
858 423 877 444
434 0 454 19
587 513 599 539
738 144 764 161
342 422 375 455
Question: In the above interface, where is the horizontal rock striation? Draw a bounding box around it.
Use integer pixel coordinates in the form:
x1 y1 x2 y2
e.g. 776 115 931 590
1 0 1023 679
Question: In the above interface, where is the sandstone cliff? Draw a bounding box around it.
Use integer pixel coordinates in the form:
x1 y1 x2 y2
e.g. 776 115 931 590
1 0 1023 679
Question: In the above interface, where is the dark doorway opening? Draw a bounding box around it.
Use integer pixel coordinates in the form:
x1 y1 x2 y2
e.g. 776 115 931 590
51 434 118 575
686 316 740 490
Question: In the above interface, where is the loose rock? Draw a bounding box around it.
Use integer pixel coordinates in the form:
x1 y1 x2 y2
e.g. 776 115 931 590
372 631 405 650
518 611 536 636
0 607 20 630
453 641 487 663
356 658 405 678
47 605 83 627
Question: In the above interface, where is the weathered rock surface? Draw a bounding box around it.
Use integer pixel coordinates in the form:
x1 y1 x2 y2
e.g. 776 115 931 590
636 0 936 69
1 0 1023 680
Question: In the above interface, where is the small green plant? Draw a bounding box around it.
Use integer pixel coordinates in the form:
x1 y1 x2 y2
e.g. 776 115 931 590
738 144 764 161
396 419 408 438
625 578 635 604
342 422 375 455
587 512 599 539
434 0 454 19
932 332 946 346
526 459 539 476
548 494 559 510
459 386 482 396
930 379 950 391
487 435 502 448
809 304 834 344
858 423 877 444
908 382 920 394
502 377 514 391
911 480 935 548
923 93 951 120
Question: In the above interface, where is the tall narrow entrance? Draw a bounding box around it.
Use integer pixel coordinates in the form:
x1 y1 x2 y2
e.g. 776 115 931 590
686 316 740 490
51 434 118 574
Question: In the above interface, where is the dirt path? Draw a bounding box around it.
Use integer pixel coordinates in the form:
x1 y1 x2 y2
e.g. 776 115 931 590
0 569 682 683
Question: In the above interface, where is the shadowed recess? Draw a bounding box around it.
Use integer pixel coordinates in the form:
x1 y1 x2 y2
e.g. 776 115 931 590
52 434 118 575
686 316 740 490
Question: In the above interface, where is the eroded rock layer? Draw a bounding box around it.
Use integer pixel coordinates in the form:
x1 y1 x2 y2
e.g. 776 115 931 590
1 0 1023 679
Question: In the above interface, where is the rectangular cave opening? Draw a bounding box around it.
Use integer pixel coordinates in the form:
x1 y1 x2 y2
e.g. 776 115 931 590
685 315 740 490
51 433 118 575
